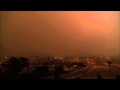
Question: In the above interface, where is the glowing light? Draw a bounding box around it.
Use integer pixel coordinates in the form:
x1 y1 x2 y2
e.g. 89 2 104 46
117 66 120 68
55 57 57 59
74 65 76 67
106 57 109 59
5 57 7 59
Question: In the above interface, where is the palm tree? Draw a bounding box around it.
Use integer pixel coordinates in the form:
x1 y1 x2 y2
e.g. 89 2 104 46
108 61 112 72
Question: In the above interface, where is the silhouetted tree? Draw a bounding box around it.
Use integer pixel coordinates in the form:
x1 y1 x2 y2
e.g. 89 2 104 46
2 57 30 79
7 57 21 77
108 61 112 72
31 66 49 79
19 57 29 68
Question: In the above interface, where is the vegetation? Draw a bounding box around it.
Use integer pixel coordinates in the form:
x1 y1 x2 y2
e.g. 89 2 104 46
1 57 29 79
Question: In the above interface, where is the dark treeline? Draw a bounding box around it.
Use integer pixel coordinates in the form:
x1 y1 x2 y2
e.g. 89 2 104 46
0 57 29 79
0 56 120 79
0 57 65 79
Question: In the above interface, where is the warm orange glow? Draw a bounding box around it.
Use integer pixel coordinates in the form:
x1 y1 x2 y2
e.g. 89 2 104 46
1 11 119 57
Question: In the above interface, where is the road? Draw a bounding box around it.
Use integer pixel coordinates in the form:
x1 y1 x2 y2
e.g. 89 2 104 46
46 64 94 79
79 64 120 79
66 63 120 79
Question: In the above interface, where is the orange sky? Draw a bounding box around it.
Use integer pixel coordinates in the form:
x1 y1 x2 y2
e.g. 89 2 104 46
0 11 119 57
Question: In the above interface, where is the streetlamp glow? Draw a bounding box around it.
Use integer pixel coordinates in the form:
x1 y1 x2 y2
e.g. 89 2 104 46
5 56 7 59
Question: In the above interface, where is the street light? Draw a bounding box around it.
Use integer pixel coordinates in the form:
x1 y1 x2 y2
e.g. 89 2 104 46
5 56 7 59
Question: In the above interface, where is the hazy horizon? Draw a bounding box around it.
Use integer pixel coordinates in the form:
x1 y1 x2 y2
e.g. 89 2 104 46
0 11 119 58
